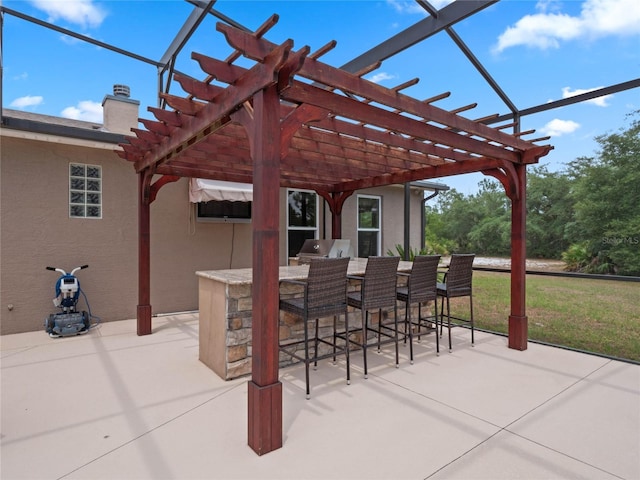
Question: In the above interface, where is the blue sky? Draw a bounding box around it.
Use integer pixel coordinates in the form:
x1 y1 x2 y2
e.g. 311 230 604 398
3 0 639 194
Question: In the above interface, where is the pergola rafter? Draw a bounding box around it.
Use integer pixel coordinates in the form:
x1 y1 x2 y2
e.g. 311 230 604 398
118 19 550 193
117 14 552 456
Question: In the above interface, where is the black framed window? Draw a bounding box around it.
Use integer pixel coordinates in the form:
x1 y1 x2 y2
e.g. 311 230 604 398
287 189 318 257
357 195 381 257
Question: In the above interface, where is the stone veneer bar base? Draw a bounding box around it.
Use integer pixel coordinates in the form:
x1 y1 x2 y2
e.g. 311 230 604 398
198 258 425 380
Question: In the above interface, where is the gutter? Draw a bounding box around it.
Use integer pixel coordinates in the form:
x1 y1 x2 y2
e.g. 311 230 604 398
1 115 126 144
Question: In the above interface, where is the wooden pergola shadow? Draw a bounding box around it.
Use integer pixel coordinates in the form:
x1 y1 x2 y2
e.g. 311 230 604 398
117 15 552 455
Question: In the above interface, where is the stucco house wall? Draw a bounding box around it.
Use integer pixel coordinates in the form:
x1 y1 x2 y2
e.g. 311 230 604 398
340 185 425 257
1 131 139 334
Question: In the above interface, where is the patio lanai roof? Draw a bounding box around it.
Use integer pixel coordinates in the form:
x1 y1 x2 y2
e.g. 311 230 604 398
116 15 552 455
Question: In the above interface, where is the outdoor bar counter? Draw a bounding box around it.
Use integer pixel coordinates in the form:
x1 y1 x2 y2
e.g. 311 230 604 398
197 258 413 380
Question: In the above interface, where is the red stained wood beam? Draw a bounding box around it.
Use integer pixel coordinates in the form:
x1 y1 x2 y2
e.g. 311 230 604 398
148 106 183 127
157 164 253 184
216 118 453 168
333 157 503 192
217 21 543 151
200 63 490 161
307 116 474 163
316 190 354 239
282 81 520 163
127 136 151 149
131 39 294 173
509 163 528 350
160 93 206 116
290 128 445 169
194 65 479 164
153 58 489 170
482 161 519 200
183 127 435 185
192 52 249 84
137 172 152 336
140 117 174 136
247 85 283 455
173 73 225 101
131 128 161 145
149 175 181 204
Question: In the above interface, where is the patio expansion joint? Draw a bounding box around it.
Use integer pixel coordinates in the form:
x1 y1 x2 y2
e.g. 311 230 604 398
496 430 627 480
367 372 514 480
53 381 246 480
0 344 39 359
502 357 614 428
372 359 624 480
496 358 623 479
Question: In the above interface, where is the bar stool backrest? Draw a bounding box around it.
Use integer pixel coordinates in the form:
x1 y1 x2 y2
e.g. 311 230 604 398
361 256 401 310
408 255 441 303
445 254 475 297
306 257 350 314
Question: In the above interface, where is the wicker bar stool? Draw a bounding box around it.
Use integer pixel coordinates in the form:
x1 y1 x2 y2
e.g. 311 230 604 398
396 255 441 362
279 256 350 399
339 256 400 379
436 254 475 352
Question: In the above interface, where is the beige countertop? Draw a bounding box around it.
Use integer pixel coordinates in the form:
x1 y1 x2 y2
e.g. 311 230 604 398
196 258 413 285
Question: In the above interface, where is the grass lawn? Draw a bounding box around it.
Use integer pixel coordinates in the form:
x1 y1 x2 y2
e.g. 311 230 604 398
444 271 640 362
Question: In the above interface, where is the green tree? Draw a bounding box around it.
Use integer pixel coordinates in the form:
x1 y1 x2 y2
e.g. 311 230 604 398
424 204 455 254
432 189 478 252
426 109 640 274
467 179 510 255
429 180 512 255
565 112 640 275
526 166 575 258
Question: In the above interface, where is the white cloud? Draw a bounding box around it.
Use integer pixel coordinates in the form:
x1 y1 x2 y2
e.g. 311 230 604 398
580 0 640 36
540 118 581 136
368 72 396 84
13 72 29 81
493 0 640 53
29 0 107 28
535 0 564 15
10 95 44 108
562 86 612 107
61 101 103 122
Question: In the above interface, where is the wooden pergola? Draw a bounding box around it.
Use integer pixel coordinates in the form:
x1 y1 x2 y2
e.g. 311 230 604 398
117 15 552 455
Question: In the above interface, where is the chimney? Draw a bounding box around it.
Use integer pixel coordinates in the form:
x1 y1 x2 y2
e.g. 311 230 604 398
102 84 140 135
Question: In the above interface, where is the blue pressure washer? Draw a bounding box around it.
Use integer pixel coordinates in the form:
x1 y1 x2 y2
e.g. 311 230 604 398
44 265 99 337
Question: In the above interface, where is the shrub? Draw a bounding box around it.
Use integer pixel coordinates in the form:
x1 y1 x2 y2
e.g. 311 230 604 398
387 244 432 261
562 243 590 272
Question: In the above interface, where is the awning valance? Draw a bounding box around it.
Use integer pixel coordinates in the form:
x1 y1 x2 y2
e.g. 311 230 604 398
189 178 253 203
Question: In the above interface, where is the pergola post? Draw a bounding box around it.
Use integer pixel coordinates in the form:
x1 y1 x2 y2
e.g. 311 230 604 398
318 191 354 240
247 85 283 455
508 163 528 350
137 172 152 336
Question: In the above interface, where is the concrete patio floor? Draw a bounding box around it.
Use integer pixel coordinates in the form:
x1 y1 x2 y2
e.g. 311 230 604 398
2 313 639 479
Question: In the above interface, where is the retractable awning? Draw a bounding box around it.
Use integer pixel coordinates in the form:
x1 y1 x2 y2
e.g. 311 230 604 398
188 178 253 203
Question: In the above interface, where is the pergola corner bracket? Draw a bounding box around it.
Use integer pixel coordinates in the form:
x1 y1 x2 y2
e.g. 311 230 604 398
481 160 519 201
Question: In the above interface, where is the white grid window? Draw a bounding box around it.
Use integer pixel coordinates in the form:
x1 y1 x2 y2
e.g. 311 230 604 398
69 163 102 218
